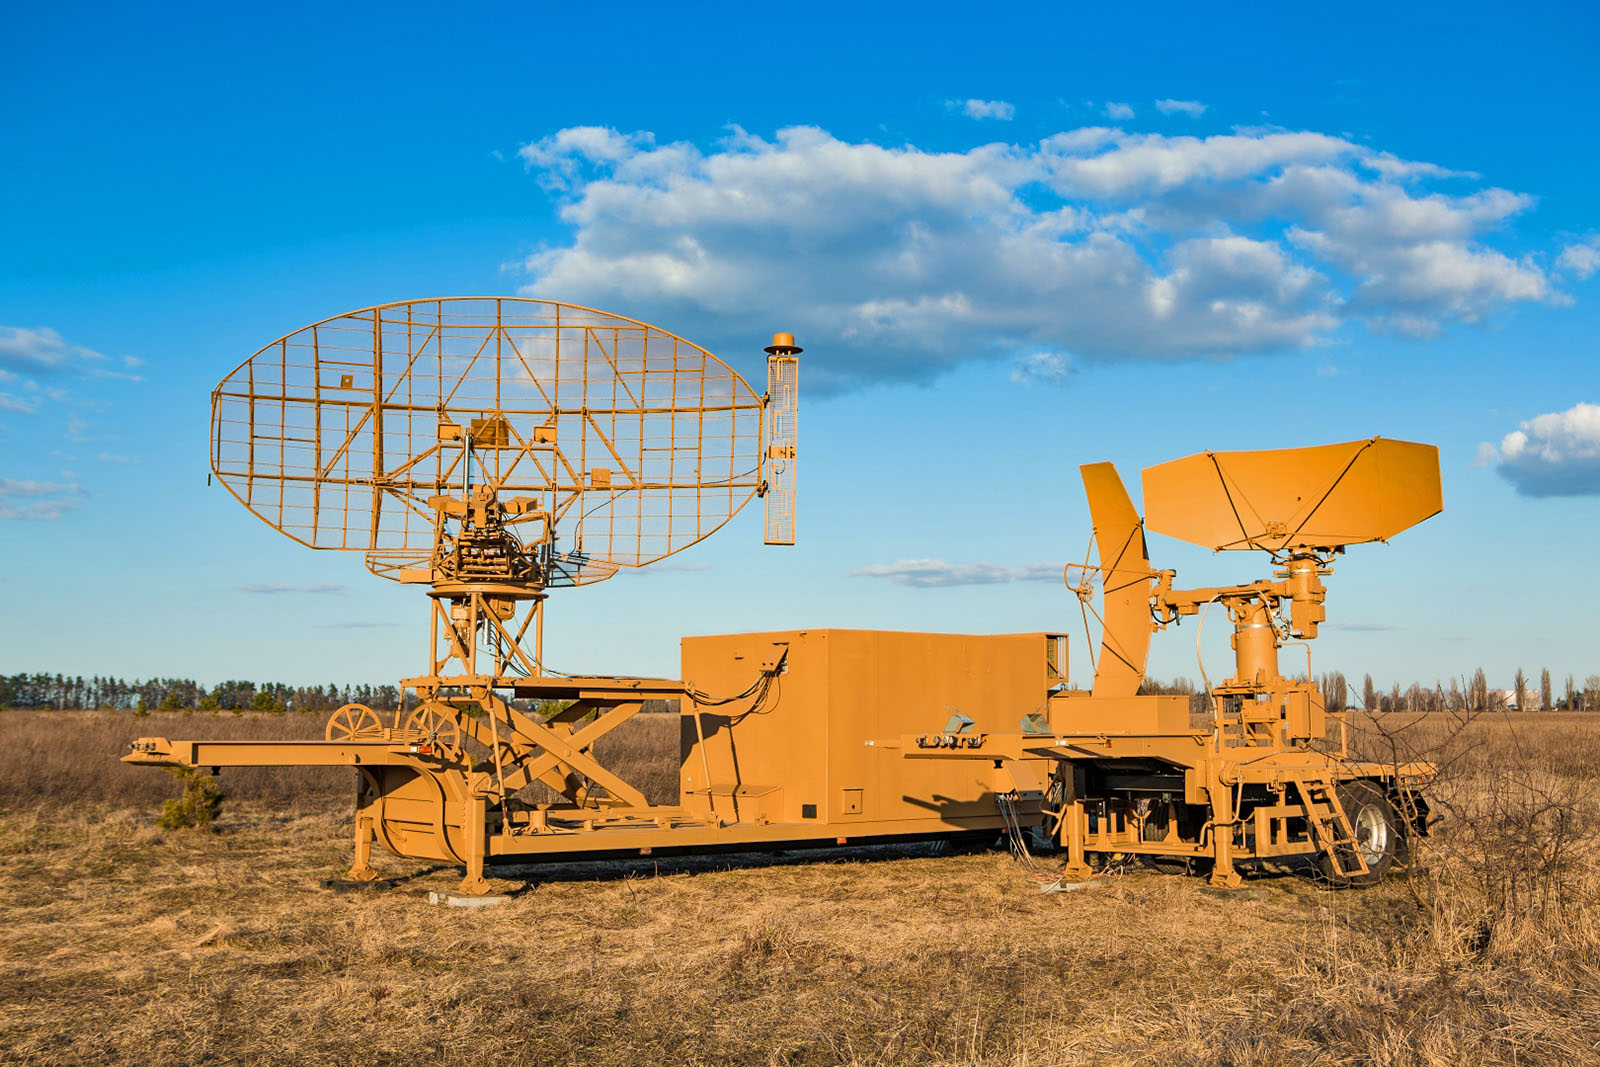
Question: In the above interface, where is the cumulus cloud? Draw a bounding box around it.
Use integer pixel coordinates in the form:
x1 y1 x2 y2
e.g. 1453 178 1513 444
1104 102 1135 120
1155 99 1207 117
0 478 85 520
850 558 1062 587
949 98 1015 121
238 583 346 594
518 126 655 191
1480 402 1600 497
516 123 1565 389
1557 236 1600 280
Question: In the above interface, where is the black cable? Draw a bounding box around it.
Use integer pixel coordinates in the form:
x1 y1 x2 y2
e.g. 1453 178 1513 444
685 648 788 707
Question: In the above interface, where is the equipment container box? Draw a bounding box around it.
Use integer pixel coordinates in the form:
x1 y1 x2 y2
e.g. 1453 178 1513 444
678 629 1062 835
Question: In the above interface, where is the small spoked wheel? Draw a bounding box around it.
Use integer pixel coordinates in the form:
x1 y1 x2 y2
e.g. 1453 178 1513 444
325 703 384 741
404 705 462 758
1319 779 1401 888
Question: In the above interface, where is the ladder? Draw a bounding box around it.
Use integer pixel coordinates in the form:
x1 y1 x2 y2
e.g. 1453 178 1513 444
1291 778 1370 879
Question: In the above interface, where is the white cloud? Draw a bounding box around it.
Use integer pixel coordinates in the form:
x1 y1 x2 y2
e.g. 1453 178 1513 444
949 98 1015 121
1155 99 1207 117
1011 351 1072 385
96 452 140 464
0 478 85 520
0 326 142 430
850 558 1062 587
1043 129 1352 196
518 126 655 191
515 124 1566 389
1481 402 1600 497
238 583 346 594
1104 102 1135 120
0 326 137 380
1557 236 1600 280
0 327 92 376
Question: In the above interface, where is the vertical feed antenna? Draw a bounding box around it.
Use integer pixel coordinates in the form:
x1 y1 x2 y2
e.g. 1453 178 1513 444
762 332 801 546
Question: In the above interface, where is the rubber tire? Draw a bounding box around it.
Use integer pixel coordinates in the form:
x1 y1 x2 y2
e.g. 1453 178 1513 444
1139 806 1192 875
1317 779 1401 888
1141 854 1197 876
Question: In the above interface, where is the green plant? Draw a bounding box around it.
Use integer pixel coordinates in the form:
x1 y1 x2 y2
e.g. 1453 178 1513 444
158 766 224 830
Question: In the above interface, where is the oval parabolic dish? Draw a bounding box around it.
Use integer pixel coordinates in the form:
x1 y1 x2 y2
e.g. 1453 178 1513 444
1140 437 1442 552
210 298 765 581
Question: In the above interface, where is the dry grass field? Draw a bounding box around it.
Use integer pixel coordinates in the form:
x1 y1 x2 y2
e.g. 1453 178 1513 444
2 708 1598 1066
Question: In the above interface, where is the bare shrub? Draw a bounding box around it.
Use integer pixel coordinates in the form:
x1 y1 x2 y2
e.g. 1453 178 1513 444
1343 708 1600 961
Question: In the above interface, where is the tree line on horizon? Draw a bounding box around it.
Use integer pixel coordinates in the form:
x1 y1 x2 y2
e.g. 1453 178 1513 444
6 667 1599 715
1139 666 1600 713
0 674 404 714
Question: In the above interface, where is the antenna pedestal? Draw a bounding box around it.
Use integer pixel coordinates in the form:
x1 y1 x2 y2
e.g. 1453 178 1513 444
1226 598 1280 692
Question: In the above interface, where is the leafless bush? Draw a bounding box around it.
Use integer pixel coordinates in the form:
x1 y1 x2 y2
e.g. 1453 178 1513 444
1342 708 1600 961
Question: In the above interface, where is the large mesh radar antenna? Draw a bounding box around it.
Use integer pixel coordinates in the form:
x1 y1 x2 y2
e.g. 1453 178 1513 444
211 298 801 594
212 297 799 695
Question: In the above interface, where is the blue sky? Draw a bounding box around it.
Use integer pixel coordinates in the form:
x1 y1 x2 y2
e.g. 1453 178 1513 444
3 0 1597 693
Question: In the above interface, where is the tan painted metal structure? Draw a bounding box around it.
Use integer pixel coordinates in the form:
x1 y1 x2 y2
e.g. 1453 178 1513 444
126 300 1062 893
129 630 1064 891
123 296 1441 894
907 438 1442 888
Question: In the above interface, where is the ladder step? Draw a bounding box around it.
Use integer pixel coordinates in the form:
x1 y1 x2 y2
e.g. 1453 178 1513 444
1291 778 1369 879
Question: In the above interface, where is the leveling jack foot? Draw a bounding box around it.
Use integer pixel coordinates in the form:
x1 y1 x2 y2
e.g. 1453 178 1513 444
457 873 495 897
346 864 380 882
1207 868 1244 890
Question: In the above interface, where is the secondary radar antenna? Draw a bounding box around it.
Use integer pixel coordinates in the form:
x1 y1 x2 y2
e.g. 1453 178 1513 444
1077 437 1441 741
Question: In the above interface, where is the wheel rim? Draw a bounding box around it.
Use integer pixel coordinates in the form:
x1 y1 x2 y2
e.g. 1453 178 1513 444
1354 803 1390 866
326 704 383 741
405 706 461 756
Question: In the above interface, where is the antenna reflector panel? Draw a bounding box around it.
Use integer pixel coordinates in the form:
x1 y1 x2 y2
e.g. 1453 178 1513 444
763 354 798 545
1142 437 1441 552
210 298 771 583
